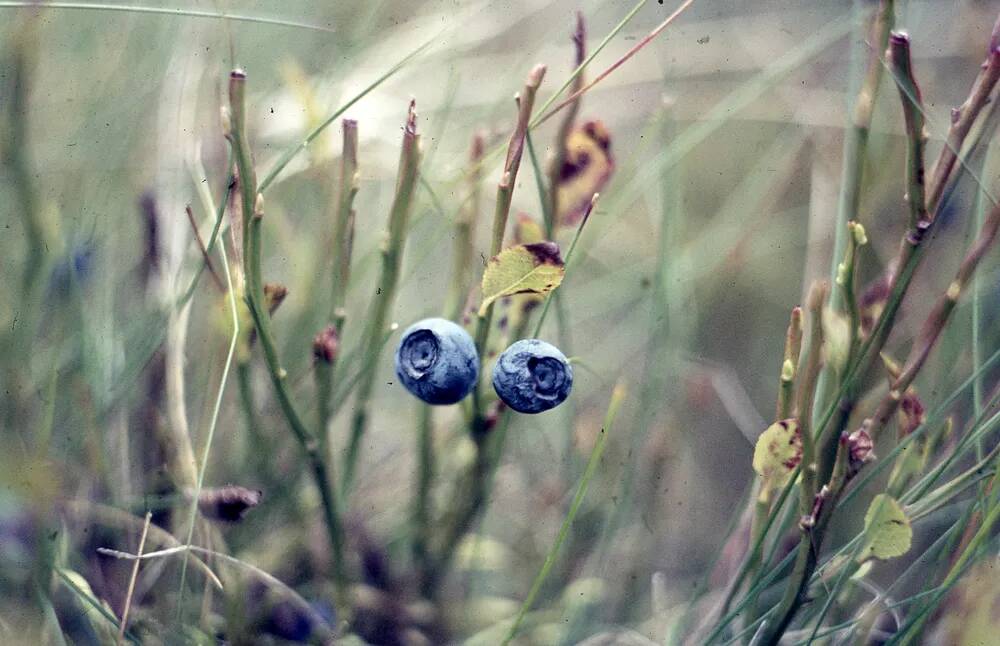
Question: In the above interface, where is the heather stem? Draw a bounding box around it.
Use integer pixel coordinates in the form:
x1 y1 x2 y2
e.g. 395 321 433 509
470 64 546 436
228 70 347 599
827 0 894 311
815 16 1000 478
330 119 359 332
775 307 804 421
888 32 927 232
444 133 484 322
344 101 421 492
797 282 828 516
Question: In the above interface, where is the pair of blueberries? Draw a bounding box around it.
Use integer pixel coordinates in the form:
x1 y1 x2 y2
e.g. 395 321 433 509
394 318 572 414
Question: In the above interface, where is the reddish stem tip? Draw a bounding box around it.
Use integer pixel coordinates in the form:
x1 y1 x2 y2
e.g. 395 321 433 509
888 30 910 46
989 16 1000 56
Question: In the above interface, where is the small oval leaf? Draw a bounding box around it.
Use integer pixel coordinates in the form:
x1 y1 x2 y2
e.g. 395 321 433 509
479 242 565 316
860 494 912 561
752 419 801 502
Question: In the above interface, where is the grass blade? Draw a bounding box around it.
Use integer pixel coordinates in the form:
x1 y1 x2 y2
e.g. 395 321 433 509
501 380 627 645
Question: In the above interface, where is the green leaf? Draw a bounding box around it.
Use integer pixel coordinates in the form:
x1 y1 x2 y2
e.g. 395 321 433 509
860 494 912 561
479 242 565 316
752 419 801 503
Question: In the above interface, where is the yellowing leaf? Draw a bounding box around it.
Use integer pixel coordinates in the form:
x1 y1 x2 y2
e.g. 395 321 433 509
860 494 911 561
752 419 801 503
478 242 564 316
514 213 545 244
557 120 614 227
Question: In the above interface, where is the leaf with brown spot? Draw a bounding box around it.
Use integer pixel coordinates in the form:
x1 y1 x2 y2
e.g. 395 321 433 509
752 419 802 503
478 242 565 316
557 120 614 227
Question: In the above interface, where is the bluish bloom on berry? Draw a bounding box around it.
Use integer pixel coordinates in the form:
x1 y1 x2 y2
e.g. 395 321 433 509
395 318 479 405
492 339 573 414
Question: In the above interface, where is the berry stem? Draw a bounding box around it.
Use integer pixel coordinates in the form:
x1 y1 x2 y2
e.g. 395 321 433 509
470 64 546 437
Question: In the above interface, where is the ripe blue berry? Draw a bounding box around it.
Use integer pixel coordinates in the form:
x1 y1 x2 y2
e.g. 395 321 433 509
492 339 573 414
395 318 479 405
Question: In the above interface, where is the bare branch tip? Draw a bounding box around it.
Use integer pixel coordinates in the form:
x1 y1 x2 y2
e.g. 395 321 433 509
573 11 587 45
405 99 418 134
990 13 1000 55
807 280 830 309
527 63 547 87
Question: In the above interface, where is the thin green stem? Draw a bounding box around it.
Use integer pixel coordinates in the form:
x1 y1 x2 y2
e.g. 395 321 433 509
444 134 484 322
826 0 894 312
893 466 1000 644
330 119 359 332
413 404 434 584
501 381 626 645
531 194 595 338
177 162 240 620
343 101 421 492
228 70 347 598
798 283 828 515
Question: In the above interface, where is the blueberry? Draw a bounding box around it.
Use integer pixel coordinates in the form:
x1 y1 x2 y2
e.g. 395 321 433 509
492 339 573 414
395 318 479 405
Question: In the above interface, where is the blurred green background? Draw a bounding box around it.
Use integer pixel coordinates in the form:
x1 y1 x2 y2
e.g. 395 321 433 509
2 0 999 643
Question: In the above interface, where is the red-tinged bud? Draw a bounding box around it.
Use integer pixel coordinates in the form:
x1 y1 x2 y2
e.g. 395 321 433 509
312 325 339 364
846 428 875 474
897 389 926 439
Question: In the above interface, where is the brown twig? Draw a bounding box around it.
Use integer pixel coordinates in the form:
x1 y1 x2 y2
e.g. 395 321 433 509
925 14 1000 218
865 198 1000 441
888 33 927 231
118 512 152 645
184 205 223 290
546 12 586 235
